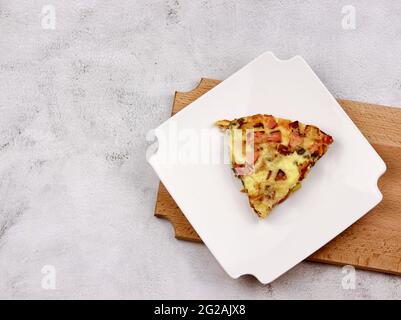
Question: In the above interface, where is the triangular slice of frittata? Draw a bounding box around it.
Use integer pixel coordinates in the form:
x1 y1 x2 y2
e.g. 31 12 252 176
216 114 333 218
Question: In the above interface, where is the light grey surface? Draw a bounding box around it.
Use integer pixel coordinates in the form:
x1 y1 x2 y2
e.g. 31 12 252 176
0 0 400 299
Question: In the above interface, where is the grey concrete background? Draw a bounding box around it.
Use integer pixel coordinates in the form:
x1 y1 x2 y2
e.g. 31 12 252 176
0 0 400 299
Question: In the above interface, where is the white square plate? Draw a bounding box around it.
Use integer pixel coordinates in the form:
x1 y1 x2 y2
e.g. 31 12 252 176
148 52 386 284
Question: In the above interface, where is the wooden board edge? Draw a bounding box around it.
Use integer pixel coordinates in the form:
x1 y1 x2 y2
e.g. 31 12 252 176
154 212 202 243
307 256 401 277
154 79 214 242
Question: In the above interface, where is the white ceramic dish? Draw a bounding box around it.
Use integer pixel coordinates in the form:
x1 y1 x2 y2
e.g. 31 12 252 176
148 52 386 284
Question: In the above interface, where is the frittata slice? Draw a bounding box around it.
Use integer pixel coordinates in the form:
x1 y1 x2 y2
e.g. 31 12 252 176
216 114 333 218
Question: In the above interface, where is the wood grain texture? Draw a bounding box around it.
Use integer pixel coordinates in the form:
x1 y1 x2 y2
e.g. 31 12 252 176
155 78 401 275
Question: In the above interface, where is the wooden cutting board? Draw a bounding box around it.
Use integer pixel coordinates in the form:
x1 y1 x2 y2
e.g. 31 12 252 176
155 78 401 276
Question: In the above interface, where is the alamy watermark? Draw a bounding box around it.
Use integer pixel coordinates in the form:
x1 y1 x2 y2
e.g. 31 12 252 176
341 265 356 290
146 121 256 175
41 265 56 290
341 5 356 30
41 5 56 30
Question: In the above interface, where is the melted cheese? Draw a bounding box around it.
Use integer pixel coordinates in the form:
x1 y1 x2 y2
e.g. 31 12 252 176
242 151 307 206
